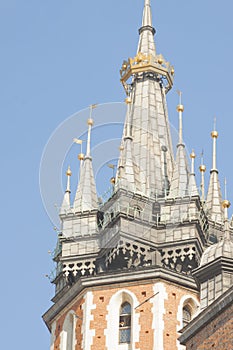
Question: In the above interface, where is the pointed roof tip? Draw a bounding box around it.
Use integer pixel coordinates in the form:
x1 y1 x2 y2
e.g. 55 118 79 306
86 117 94 158
66 165 72 177
137 0 156 55
222 199 231 240
176 90 184 145
190 150 196 173
169 145 190 199
140 0 155 31
73 114 98 213
189 150 199 196
206 170 223 223
60 167 72 214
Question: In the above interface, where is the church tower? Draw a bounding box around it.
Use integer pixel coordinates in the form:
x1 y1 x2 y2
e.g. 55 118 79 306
43 1 232 349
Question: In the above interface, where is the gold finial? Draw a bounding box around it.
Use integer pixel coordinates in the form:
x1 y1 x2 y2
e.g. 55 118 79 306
211 130 218 138
125 97 132 104
89 104 98 124
199 164 206 172
190 150 196 159
158 57 163 64
176 90 184 112
177 104 184 113
110 177 116 185
119 145 124 151
199 149 206 172
222 200 231 209
66 166 72 176
222 179 230 209
78 153 85 161
171 67 175 76
122 60 128 70
211 116 218 138
87 118 94 126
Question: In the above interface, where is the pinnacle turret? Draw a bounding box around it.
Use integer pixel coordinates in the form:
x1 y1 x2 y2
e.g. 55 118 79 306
199 151 206 203
206 123 223 223
116 98 140 193
73 112 98 212
60 166 72 214
169 98 189 198
189 150 199 196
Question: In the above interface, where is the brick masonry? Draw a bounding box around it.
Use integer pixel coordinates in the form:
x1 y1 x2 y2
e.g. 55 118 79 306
52 280 199 350
184 302 233 350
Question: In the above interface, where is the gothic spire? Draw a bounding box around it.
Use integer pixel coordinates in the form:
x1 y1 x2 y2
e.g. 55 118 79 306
137 0 156 55
206 124 223 223
119 1 174 198
116 98 140 193
60 166 72 214
169 99 189 198
199 151 206 203
189 150 199 196
73 114 98 212
222 179 231 239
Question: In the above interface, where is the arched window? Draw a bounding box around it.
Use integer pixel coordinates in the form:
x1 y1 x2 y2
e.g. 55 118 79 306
134 206 142 218
182 305 192 327
119 302 131 343
61 312 75 350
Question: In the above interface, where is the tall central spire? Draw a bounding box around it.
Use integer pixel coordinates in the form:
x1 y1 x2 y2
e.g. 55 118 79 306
137 0 156 55
118 0 175 197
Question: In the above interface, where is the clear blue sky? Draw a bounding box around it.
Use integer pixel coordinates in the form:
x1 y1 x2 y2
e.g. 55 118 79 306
1 1 233 349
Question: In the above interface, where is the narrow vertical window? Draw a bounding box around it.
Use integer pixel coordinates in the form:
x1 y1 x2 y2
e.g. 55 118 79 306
182 306 191 327
119 302 131 343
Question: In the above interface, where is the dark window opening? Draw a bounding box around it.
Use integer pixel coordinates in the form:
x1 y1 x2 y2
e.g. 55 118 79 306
119 302 131 344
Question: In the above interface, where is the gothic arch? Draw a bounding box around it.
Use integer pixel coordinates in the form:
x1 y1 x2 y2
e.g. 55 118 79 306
177 295 199 329
105 289 140 350
177 295 199 350
60 310 76 350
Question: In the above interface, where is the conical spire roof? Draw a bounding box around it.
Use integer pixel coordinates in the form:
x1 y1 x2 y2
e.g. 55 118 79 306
206 128 223 223
137 0 156 55
201 199 233 267
116 98 140 192
188 150 199 196
169 103 189 198
73 118 98 212
60 166 72 214
119 0 174 198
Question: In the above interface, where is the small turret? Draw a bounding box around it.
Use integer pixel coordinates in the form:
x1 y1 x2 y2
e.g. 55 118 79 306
194 188 233 310
169 92 189 198
60 166 72 214
199 151 206 203
206 120 223 223
189 150 199 196
73 108 98 212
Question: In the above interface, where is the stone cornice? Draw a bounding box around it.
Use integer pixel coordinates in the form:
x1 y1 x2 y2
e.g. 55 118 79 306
43 266 198 331
193 257 233 282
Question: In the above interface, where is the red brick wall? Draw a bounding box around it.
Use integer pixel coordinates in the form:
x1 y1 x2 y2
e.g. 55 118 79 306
185 303 233 350
90 283 154 350
52 281 198 350
53 296 84 350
